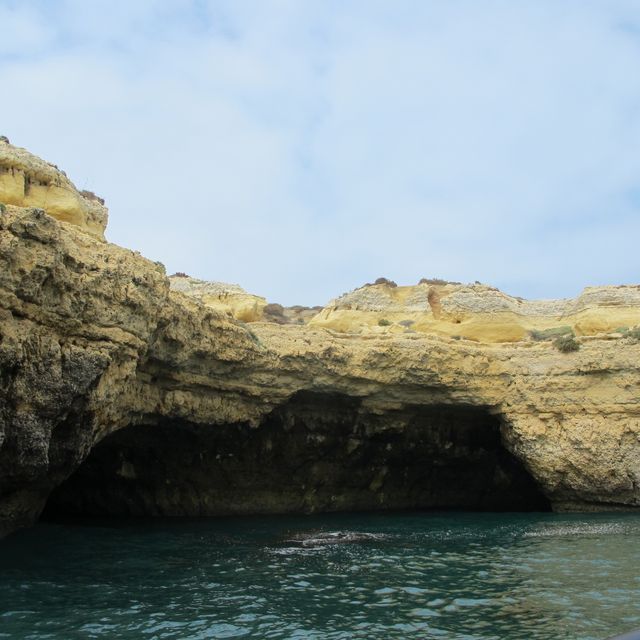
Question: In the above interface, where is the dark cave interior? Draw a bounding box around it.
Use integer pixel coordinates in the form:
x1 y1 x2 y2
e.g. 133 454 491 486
43 391 550 518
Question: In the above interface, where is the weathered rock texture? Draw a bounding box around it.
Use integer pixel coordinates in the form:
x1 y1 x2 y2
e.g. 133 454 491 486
1 142 639 538
0 139 108 240
169 275 322 325
309 280 640 342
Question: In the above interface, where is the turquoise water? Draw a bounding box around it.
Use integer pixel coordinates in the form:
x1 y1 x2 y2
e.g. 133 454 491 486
1 512 639 639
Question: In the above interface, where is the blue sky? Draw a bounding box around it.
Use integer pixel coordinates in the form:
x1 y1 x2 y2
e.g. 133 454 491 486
1 0 639 305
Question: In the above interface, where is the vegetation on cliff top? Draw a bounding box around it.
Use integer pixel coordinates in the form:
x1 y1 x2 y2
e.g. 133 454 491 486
529 326 573 341
553 334 581 353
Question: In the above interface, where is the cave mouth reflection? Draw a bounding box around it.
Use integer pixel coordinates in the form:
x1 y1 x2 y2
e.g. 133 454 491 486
42 391 550 519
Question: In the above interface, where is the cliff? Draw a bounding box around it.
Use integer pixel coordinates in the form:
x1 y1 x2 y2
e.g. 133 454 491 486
1 141 639 538
0 138 108 240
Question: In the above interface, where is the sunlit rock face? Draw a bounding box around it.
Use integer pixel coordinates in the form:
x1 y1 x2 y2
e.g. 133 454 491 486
1 144 640 538
307 280 640 343
167 275 323 325
0 139 108 240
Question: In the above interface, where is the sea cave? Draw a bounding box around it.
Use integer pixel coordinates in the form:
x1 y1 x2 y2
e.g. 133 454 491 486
43 391 550 518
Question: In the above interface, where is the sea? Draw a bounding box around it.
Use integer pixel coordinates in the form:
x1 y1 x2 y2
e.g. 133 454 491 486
1 512 639 639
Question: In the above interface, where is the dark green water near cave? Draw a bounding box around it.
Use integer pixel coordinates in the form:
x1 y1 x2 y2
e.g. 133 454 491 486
1 513 639 639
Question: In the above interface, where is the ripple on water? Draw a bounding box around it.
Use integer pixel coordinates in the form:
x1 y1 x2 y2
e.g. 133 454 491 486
1 513 639 639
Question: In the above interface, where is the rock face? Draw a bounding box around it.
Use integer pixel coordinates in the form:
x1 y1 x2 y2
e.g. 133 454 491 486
309 280 640 342
168 275 322 325
1 142 640 538
0 139 108 240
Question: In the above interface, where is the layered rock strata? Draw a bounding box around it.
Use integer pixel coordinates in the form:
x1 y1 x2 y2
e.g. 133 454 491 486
0 139 108 241
1 141 639 538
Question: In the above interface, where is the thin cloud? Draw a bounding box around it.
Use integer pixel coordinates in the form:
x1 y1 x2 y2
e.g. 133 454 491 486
1 0 638 305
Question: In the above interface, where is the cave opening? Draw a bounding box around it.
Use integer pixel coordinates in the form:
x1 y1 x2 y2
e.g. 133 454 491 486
43 391 550 519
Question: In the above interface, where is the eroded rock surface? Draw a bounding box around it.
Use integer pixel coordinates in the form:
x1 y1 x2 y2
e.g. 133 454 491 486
1 144 639 538
0 139 108 240
308 280 640 342
169 274 322 325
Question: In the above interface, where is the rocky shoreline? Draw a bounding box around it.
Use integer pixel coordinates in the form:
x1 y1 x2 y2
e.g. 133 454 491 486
1 139 639 539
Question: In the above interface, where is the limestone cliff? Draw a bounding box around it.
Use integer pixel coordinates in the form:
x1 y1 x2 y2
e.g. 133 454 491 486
308 280 640 342
0 138 108 240
169 274 322 324
1 142 639 539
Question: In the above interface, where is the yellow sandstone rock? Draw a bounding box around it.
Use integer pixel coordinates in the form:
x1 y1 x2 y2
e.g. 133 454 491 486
1 144 639 538
306 281 640 342
169 276 267 322
0 138 107 240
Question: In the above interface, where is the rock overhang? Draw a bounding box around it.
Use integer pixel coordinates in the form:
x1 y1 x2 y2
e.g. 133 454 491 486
1 145 640 538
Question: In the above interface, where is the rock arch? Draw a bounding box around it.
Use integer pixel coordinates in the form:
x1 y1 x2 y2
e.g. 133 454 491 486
43 391 550 518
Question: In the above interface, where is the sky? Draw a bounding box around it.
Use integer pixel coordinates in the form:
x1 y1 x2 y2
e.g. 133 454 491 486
1 0 639 306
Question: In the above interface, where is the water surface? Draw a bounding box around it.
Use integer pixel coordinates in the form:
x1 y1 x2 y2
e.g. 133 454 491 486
1 512 639 639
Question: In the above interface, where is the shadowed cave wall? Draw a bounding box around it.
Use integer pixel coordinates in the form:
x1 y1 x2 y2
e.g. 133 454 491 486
43 391 550 518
